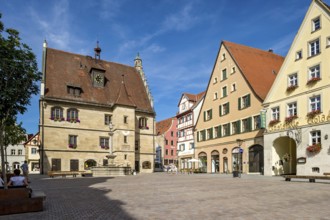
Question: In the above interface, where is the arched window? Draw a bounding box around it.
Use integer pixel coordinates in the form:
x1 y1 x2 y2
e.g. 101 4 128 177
67 108 79 122
84 159 97 170
51 106 64 121
139 117 148 129
142 161 151 169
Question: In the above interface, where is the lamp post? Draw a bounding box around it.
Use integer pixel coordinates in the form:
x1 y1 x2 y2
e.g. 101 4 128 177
235 139 244 178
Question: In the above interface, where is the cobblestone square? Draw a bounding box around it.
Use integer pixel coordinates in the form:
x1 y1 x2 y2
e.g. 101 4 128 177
2 173 330 220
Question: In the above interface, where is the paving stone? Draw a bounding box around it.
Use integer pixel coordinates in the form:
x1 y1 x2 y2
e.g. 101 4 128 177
1 173 330 219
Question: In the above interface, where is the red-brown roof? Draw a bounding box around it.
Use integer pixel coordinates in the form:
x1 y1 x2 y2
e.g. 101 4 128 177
223 41 284 100
44 48 153 113
156 117 174 135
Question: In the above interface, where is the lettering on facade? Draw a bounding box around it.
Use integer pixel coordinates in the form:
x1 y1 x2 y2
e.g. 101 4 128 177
307 112 330 125
268 111 330 132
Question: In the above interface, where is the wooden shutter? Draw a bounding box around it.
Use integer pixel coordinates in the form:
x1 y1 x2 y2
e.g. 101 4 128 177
237 120 241 134
210 109 213 120
204 111 206 121
238 98 241 110
197 131 200 142
219 105 222 116
248 117 252 131
228 123 231 136
247 94 251 107
227 103 230 114
209 128 213 139
218 125 222 137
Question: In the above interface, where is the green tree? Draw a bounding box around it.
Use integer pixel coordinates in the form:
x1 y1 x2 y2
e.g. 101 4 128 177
0 13 41 189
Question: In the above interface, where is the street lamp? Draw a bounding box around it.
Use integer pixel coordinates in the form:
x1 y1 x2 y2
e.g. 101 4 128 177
234 139 244 178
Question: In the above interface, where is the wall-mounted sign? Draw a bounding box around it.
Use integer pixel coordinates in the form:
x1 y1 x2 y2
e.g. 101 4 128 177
297 157 306 164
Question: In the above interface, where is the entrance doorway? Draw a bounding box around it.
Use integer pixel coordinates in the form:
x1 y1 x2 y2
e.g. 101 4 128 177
232 148 242 173
51 158 61 171
273 137 297 175
198 152 207 173
249 145 264 173
70 159 79 171
211 150 219 173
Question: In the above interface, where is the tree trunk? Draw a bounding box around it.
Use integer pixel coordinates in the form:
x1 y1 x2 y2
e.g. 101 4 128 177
0 126 8 189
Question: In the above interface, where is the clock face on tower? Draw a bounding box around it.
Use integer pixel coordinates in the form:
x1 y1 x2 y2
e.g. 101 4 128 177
95 74 103 84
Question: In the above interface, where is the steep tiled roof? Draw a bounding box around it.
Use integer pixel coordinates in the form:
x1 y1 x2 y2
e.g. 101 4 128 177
223 41 284 100
156 117 174 135
44 48 153 113
182 91 205 103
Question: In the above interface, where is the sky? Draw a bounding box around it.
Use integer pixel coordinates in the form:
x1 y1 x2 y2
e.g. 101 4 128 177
0 0 319 134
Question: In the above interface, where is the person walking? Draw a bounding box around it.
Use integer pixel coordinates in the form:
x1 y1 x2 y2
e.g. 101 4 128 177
21 160 29 183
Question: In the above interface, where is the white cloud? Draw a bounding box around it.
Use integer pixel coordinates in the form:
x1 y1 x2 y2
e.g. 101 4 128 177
161 3 200 32
99 0 125 19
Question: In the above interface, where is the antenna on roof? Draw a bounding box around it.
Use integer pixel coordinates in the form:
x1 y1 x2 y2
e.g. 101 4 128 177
94 41 101 60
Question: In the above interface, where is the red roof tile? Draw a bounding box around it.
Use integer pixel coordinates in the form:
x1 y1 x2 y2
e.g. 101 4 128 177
156 117 174 135
44 48 153 113
223 41 284 100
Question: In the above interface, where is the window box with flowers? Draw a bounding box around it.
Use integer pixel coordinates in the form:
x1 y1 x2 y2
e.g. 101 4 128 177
139 125 149 130
286 85 298 92
100 145 109 150
268 119 280 126
285 115 298 124
67 118 81 123
50 117 65 122
307 77 321 85
68 144 77 149
306 110 321 118
306 143 321 153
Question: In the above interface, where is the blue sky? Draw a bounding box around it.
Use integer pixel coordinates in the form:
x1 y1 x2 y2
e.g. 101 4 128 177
0 0 317 134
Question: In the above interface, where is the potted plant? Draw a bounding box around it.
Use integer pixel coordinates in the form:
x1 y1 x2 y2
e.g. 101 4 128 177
306 143 321 153
306 110 321 118
285 115 298 123
286 85 298 92
307 77 321 85
269 119 280 126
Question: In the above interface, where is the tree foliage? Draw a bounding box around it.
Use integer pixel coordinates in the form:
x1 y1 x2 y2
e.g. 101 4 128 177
0 13 41 188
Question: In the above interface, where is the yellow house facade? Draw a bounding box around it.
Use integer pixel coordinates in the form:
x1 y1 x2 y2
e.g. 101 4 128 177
39 42 155 174
263 0 330 176
195 41 284 174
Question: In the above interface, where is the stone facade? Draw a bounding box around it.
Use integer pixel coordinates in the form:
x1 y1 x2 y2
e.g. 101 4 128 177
39 42 155 174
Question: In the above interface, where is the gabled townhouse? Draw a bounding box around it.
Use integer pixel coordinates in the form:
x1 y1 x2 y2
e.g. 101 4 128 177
263 0 330 176
24 132 40 174
39 42 155 174
1 135 27 172
156 117 178 167
195 41 284 174
176 92 205 170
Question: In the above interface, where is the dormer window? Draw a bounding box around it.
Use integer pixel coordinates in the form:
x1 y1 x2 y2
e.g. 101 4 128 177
67 86 82 97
